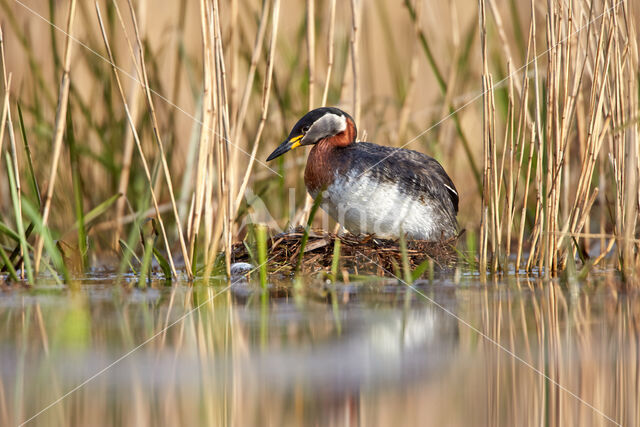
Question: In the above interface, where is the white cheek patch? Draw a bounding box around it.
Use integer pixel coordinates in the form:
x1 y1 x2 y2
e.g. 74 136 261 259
309 113 347 136
328 113 347 132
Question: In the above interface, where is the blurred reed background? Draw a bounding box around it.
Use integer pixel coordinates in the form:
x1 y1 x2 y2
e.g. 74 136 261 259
0 0 638 282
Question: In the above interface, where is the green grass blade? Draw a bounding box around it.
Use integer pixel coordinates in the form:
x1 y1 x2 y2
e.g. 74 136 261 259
118 239 139 275
297 193 323 272
256 224 268 290
152 247 172 282
68 193 121 232
330 282 342 335
67 110 87 270
0 244 19 282
399 233 412 285
1 223 35 274
411 257 434 282
21 198 71 283
5 152 33 284
190 237 198 279
116 199 149 280
138 235 154 288
0 222 20 242
330 237 341 282
17 103 42 207
119 238 142 265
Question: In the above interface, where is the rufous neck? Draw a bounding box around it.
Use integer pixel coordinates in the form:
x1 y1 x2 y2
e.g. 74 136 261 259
323 116 356 148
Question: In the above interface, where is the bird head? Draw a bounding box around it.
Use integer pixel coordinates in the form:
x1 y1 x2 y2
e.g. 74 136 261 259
266 107 356 161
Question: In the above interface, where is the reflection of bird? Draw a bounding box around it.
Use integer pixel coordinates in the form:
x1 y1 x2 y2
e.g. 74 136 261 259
267 107 458 241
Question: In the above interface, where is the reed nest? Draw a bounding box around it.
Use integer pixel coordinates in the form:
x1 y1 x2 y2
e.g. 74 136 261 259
231 227 459 277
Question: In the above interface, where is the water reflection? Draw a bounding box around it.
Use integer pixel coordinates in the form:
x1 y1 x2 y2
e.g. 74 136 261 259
0 274 637 426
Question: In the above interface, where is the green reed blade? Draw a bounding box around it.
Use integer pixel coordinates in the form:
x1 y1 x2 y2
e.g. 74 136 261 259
0 221 20 242
330 237 341 282
411 256 434 282
0 244 19 282
69 193 121 232
256 224 268 290
297 192 323 272
191 237 198 279
67 110 87 270
118 239 139 275
5 152 33 284
17 103 41 207
21 198 70 283
138 235 154 288
152 247 172 282
399 233 412 285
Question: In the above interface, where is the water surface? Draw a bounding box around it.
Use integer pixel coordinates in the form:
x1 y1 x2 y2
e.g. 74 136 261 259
1 272 637 426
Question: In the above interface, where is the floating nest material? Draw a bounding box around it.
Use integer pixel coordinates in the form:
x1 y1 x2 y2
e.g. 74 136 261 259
231 227 459 278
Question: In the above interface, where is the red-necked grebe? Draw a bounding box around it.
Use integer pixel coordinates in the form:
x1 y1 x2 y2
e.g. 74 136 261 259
267 107 458 241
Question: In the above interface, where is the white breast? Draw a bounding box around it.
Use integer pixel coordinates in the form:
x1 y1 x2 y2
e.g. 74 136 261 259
312 173 446 240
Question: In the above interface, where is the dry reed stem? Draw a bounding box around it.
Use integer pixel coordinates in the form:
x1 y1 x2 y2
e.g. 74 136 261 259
349 0 361 127
516 126 535 269
569 31 610 209
295 0 328 227
525 0 542 271
489 74 500 272
214 0 234 277
0 74 10 154
169 0 188 130
189 0 215 267
226 0 238 129
93 202 173 232
1 46 23 274
202 0 220 268
487 0 527 109
496 61 512 202
95 2 179 278
0 25 8 153
509 29 534 263
199 0 234 278
0 74 21 279
204 148 216 264
230 0 270 148
294 0 332 227
233 0 281 214
546 231 640 244
195 0 215 268
307 0 315 110
113 0 146 247
33 0 77 274
0 70 24 279
395 0 422 146
479 0 491 273
499 4 528 270
616 1 638 276
476 0 639 275
320 0 336 107
0 25 12 156
123 0 192 278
